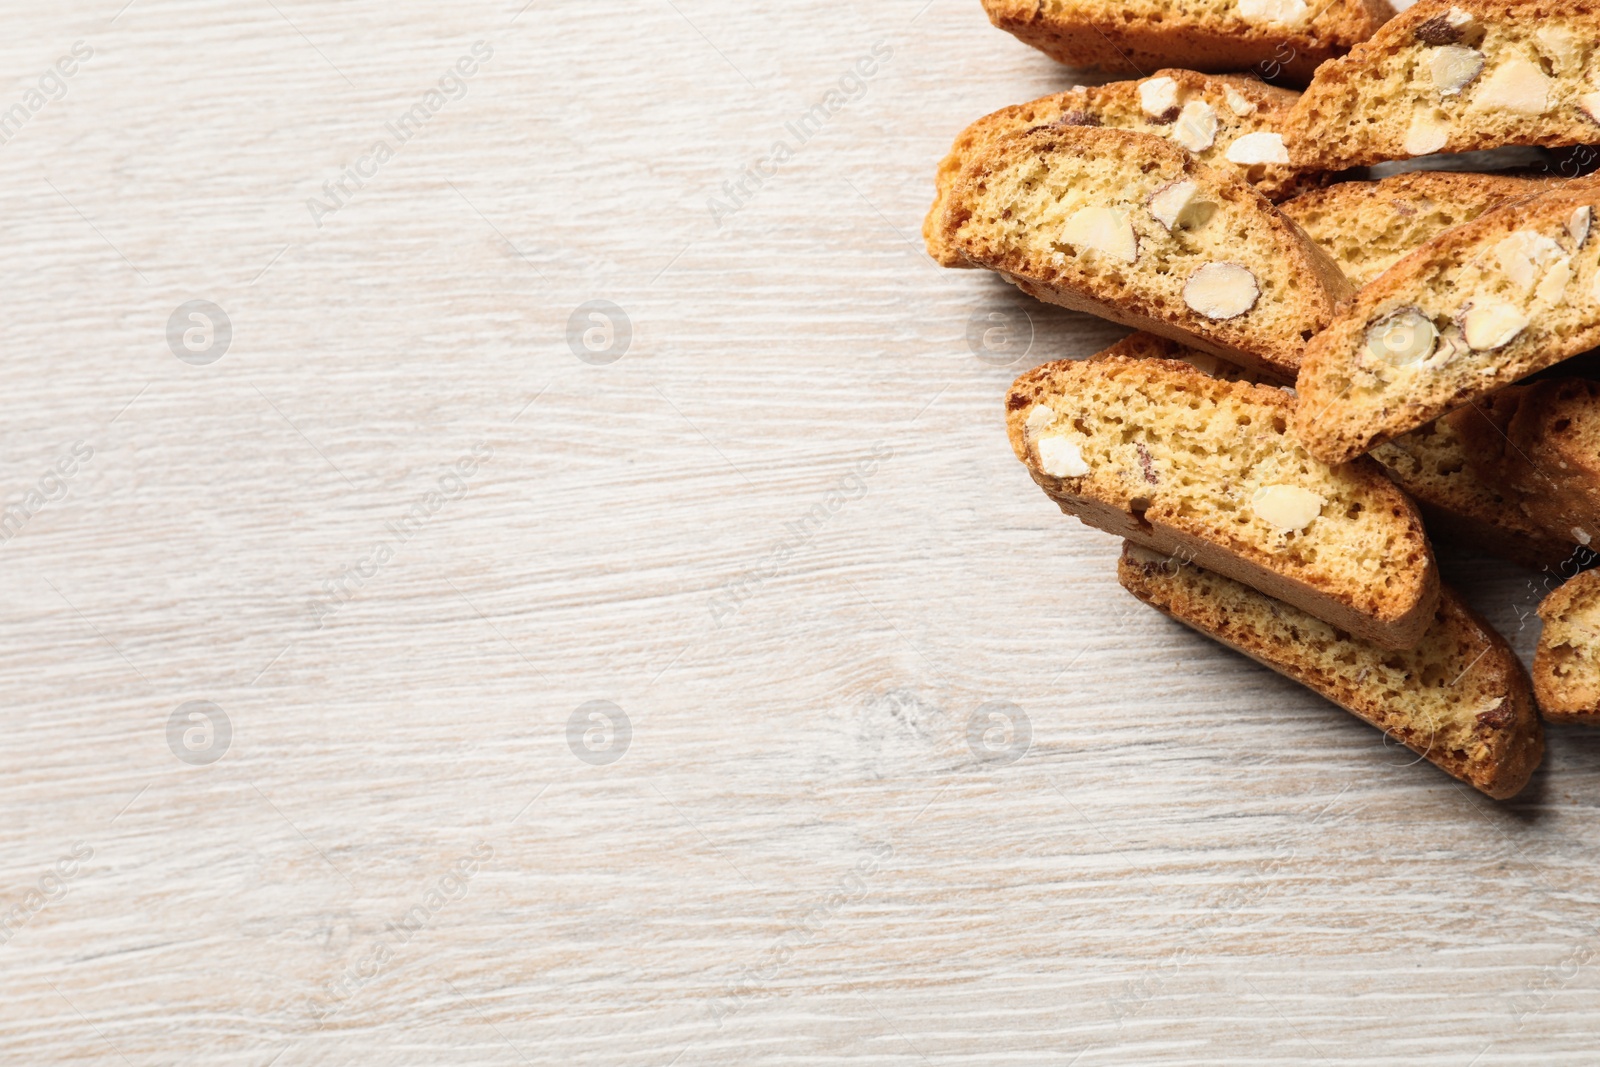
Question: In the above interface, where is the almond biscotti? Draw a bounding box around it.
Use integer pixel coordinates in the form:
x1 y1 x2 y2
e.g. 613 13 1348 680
1369 412 1576 568
1285 0 1600 170
1278 172 1575 562
946 125 1354 380
1294 179 1600 464
1448 379 1600 548
1009 354 1439 648
1119 543 1542 797
981 0 1395 86
925 72 1312 268
1534 570 1600 723
1279 171 1553 288
1110 332 1571 565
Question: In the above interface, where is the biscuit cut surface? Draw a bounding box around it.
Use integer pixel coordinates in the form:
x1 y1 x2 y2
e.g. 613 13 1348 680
1008 354 1438 648
1370 412 1576 567
1112 330 1576 564
1286 0 1600 170
1119 543 1542 798
1448 378 1600 549
1293 179 1600 464
947 125 1354 380
1535 569 1600 722
926 72 1312 268
982 0 1394 85
1281 172 1571 563
1280 171 1553 287
1114 329 1577 563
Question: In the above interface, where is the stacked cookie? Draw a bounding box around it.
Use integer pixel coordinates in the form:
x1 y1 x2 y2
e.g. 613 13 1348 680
931 0 1600 798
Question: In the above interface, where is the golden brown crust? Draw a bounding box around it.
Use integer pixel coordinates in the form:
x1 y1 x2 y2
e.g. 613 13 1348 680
1008 353 1439 648
1286 0 1600 169
1293 178 1600 465
982 0 1395 86
1448 379 1600 547
1094 331 1264 381
1109 331 1577 564
945 125 1354 380
1412 496 1577 569
1278 173 1580 562
925 72 1319 268
1008 276 1306 382
1110 333 1574 566
1101 334 1575 564
1119 542 1543 798
1534 569 1600 722
1370 409 1578 568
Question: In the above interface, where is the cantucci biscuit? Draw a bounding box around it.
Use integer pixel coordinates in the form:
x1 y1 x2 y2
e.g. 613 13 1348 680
1286 0 1600 169
1278 172 1573 562
1119 542 1543 797
1534 570 1600 723
926 71 1311 268
1370 410 1576 568
1279 170 1554 287
1008 353 1439 648
1112 329 1576 566
1293 179 1600 464
1447 379 1600 549
946 125 1354 380
981 0 1395 86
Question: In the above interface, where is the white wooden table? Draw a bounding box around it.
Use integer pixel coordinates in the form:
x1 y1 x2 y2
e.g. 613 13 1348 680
3 1 1598 1063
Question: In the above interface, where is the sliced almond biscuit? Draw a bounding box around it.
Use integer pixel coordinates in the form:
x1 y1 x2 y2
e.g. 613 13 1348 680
926 72 1312 268
1286 0 1600 169
1278 173 1572 562
1370 409 1577 568
1293 179 1600 464
1119 542 1542 798
1446 378 1600 550
1534 569 1600 723
1008 354 1439 648
946 125 1354 380
1112 331 1571 565
1279 170 1556 288
981 0 1394 86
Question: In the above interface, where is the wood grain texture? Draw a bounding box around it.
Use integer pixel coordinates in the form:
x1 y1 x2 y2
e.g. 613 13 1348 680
4 0 1600 1064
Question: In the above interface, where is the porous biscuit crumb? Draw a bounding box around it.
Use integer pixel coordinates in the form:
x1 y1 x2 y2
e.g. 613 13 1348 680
1279 171 1554 287
1534 570 1600 723
1286 0 1600 169
924 71 1317 269
1370 413 1576 568
1007 352 1438 648
1295 179 1600 464
946 125 1353 380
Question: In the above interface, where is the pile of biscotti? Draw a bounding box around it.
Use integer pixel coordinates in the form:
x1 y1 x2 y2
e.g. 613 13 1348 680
930 0 1600 799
